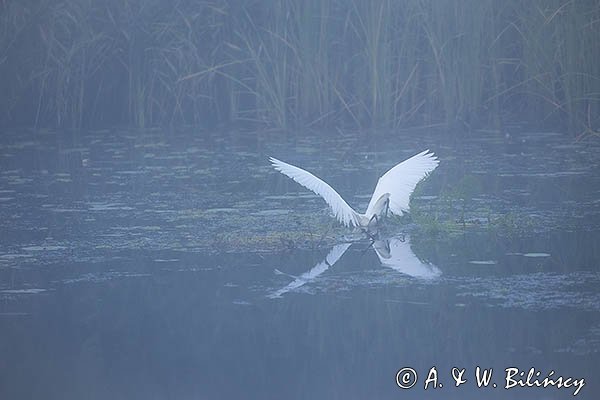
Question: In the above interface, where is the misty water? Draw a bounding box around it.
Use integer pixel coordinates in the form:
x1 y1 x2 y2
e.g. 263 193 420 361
1 128 599 399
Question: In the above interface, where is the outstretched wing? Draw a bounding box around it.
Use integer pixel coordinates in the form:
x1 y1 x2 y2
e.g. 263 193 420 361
270 157 360 227
365 150 439 217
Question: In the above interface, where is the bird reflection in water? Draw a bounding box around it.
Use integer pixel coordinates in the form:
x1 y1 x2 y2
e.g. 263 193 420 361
268 235 440 298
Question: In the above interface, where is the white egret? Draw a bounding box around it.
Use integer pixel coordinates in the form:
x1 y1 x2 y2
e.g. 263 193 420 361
269 150 439 228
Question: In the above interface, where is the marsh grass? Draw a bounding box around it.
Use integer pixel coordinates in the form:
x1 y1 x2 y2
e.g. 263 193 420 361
0 0 598 133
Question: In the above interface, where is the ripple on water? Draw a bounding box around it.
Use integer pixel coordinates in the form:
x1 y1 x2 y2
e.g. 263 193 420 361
468 260 498 265
0 288 48 294
21 245 67 251
456 271 600 311
62 272 152 284
88 202 134 211
557 323 600 355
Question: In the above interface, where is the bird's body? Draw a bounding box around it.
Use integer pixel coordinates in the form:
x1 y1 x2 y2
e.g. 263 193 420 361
270 150 439 228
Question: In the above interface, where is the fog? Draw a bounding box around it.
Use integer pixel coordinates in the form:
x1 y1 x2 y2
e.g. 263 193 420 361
1 1 599 399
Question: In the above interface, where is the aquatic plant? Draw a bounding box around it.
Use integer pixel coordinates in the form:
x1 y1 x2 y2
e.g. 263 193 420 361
0 0 597 133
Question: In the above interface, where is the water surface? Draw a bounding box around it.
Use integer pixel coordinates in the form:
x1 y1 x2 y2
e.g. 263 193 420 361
1 128 599 399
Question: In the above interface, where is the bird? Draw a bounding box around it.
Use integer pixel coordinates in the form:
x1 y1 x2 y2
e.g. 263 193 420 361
269 150 438 228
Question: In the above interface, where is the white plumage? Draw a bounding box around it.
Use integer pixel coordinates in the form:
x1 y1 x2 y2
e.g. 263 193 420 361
269 150 439 228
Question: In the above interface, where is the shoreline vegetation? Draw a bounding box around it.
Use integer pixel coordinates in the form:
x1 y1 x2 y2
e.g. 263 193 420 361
1 0 598 135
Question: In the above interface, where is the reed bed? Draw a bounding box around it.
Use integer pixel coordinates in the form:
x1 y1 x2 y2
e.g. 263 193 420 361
0 0 598 134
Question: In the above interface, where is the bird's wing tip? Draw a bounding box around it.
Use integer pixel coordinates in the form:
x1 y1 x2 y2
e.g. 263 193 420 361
416 149 434 157
423 149 439 163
